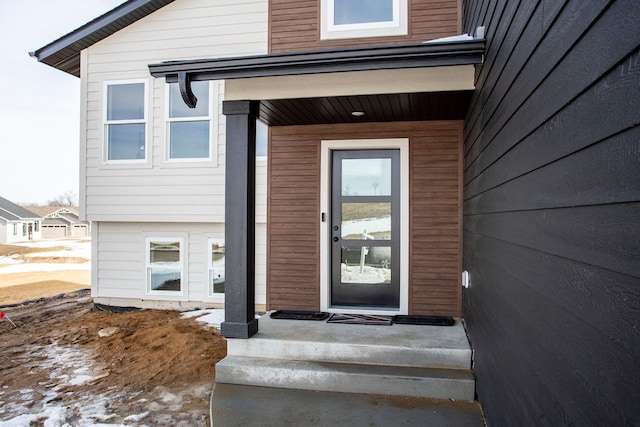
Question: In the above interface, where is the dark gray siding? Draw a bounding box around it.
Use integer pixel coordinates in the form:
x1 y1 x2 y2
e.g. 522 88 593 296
462 1 640 425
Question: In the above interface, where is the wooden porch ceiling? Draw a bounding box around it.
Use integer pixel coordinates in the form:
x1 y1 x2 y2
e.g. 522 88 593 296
257 90 473 126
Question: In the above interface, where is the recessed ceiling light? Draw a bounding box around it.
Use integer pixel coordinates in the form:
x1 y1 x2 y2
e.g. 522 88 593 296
351 111 365 117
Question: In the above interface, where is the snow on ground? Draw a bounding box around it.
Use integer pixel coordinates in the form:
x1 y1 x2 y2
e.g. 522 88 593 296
0 307 216 427
0 238 221 426
0 263 91 274
181 309 262 330
181 309 225 329
0 238 91 274
0 342 118 427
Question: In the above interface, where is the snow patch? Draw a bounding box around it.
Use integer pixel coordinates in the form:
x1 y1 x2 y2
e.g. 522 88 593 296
0 238 91 275
123 411 149 422
181 309 225 328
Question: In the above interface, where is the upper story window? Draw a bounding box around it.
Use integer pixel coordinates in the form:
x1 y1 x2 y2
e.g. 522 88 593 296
166 81 215 161
321 0 408 40
104 80 147 163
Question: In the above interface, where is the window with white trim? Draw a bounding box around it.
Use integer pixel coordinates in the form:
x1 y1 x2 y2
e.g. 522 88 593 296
321 0 408 40
104 80 147 162
146 238 184 295
166 81 215 161
256 120 268 158
208 238 225 297
12 224 18 235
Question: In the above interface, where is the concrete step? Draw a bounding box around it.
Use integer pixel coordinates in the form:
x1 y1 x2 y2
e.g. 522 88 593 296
215 356 476 401
226 315 472 370
210 383 486 427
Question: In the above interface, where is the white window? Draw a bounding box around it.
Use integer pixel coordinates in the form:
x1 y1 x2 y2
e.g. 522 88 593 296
166 81 216 161
321 0 408 40
104 80 148 163
146 238 184 295
208 238 225 297
256 120 268 158
12 224 18 235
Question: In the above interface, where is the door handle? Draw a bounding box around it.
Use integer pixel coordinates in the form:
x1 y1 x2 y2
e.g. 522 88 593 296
333 237 339 242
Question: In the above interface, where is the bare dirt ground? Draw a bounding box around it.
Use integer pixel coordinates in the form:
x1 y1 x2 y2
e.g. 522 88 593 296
0 242 226 426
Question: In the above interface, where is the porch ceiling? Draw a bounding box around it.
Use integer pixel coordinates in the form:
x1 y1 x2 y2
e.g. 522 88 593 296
149 40 484 126
257 90 473 126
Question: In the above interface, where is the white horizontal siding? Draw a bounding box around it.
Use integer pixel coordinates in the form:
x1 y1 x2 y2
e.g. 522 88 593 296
93 222 267 308
82 0 268 223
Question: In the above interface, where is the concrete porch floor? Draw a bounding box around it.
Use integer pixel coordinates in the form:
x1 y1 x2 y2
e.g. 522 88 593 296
223 314 474 369
211 314 484 426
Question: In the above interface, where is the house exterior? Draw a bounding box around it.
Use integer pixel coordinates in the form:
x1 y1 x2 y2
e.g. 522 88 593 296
0 196 42 243
23 206 91 238
33 0 639 425
34 0 270 310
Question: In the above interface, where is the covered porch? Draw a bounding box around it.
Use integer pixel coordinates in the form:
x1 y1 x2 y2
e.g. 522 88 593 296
149 38 485 339
149 37 485 425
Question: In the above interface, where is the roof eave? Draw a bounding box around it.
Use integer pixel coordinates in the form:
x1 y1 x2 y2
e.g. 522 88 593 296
31 0 175 77
148 39 486 82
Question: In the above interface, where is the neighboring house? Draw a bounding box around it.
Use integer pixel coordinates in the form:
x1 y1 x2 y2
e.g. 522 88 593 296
0 196 42 244
23 206 91 238
32 1 638 426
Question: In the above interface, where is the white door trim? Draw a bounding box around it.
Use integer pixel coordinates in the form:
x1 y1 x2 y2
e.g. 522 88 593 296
320 138 409 315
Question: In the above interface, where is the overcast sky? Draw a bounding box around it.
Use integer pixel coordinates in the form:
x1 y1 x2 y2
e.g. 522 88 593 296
0 0 125 205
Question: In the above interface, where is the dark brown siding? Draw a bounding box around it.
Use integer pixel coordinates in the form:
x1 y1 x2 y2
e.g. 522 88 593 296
267 128 321 310
268 121 463 316
269 0 461 54
462 1 640 426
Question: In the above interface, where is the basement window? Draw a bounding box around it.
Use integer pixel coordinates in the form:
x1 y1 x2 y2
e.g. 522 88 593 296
146 238 184 295
321 0 408 40
208 238 225 297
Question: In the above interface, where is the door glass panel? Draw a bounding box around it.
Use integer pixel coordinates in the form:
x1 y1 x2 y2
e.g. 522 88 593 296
342 158 391 196
341 202 391 240
341 246 391 284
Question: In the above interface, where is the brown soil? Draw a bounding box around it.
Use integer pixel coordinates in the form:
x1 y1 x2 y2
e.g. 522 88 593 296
0 243 227 426
0 270 90 305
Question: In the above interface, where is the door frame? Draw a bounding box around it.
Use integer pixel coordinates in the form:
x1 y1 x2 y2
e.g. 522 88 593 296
320 138 409 314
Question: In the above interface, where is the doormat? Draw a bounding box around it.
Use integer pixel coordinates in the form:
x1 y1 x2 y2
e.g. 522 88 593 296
392 315 455 326
327 313 393 325
270 310 330 321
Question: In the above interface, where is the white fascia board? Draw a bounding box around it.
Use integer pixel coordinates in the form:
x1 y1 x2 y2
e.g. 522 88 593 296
225 65 475 101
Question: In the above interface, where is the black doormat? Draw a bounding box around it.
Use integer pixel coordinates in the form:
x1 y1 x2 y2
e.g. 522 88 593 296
327 313 393 325
270 310 330 321
392 315 455 326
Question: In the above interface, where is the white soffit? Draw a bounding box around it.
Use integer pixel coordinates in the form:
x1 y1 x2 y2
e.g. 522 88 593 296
225 65 476 101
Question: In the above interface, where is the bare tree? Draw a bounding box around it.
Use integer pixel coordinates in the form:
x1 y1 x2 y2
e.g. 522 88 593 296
48 190 77 207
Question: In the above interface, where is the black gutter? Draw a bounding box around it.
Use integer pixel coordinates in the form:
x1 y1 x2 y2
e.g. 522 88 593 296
30 0 175 77
148 39 485 82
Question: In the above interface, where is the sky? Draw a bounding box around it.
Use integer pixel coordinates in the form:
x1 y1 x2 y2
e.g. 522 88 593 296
0 0 125 206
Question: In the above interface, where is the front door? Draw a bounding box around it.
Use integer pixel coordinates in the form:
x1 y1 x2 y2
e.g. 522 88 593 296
331 149 400 308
